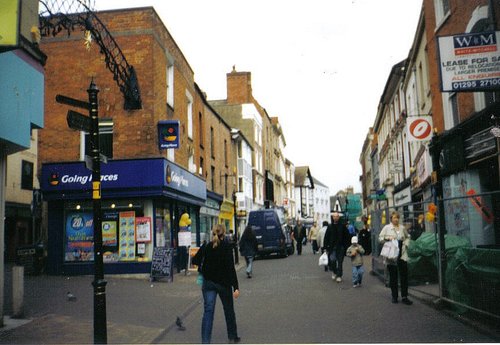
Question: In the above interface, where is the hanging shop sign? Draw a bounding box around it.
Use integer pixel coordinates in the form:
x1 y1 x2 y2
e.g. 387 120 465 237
158 120 180 149
438 31 500 92
407 116 433 142
464 127 497 163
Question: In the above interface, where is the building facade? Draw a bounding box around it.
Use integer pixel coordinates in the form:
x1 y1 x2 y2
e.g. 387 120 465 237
360 0 500 319
311 177 330 225
38 7 238 274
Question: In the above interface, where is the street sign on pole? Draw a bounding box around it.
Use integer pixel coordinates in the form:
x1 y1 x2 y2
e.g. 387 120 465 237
56 94 90 110
84 154 108 171
67 110 92 132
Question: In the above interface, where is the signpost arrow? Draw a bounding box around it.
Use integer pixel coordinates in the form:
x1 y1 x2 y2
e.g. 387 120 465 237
67 110 92 132
56 94 90 110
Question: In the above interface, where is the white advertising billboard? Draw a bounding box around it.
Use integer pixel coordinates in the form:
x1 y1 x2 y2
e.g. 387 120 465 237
438 31 500 92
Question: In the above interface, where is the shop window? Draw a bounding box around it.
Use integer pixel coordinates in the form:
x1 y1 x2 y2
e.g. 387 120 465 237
21 160 34 190
155 205 171 248
63 201 151 263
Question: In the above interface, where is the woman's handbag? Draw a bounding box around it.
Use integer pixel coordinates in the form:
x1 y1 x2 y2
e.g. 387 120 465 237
380 239 399 261
192 245 206 285
318 252 328 266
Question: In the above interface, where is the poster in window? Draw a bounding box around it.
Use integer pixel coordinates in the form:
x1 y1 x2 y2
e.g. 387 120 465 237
65 212 94 262
102 220 117 246
119 211 136 261
136 217 152 243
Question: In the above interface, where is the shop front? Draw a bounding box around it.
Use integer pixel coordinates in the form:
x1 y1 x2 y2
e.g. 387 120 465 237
41 158 206 275
199 191 223 244
219 199 235 233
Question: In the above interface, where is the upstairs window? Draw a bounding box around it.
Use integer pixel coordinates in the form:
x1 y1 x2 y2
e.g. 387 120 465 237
434 0 450 27
186 90 193 139
166 61 174 108
21 160 34 190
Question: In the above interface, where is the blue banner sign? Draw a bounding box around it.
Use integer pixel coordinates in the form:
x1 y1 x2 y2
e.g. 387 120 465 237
41 158 206 201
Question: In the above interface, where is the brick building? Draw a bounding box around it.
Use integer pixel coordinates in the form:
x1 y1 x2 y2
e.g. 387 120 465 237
38 7 236 275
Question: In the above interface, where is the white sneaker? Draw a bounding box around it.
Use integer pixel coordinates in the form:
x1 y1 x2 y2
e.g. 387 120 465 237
336 277 342 283
331 274 336 280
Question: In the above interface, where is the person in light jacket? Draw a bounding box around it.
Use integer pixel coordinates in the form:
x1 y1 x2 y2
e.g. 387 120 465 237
379 211 412 305
308 221 320 254
346 236 365 287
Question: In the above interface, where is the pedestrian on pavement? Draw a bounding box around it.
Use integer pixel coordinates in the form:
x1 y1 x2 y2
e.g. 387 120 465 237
410 214 425 240
308 221 320 254
379 211 413 305
347 221 357 237
239 225 258 278
293 219 306 255
199 224 241 343
286 218 295 254
324 211 351 282
358 216 372 255
317 220 329 271
346 236 365 287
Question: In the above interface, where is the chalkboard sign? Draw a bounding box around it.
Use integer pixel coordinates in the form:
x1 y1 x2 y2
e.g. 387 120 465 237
150 247 173 281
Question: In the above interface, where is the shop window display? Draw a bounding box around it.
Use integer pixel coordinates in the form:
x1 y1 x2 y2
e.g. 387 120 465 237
64 201 152 263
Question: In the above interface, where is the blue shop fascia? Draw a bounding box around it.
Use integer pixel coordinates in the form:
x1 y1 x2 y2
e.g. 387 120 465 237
41 157 215 275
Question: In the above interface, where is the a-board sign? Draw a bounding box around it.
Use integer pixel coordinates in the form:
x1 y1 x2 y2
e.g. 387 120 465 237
150 247 173 281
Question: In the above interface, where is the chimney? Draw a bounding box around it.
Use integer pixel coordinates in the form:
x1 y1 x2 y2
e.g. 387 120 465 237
226 66 252 104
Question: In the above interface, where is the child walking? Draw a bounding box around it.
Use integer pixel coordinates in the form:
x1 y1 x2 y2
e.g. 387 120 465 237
346 236 365 288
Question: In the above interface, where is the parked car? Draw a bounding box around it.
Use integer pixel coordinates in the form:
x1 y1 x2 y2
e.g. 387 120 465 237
247 208 293 257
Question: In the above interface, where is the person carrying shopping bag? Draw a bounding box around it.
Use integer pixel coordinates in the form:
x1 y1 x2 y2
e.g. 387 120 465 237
379 211 413 305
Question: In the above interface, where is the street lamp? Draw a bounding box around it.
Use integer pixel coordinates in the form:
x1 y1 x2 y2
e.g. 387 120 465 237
232 190 239 265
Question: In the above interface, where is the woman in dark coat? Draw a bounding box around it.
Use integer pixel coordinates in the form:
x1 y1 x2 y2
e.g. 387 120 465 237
358 216 372 255
239 225 258 278
198 224 240 343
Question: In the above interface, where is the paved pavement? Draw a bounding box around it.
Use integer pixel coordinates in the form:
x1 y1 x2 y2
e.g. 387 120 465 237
0 252 499 344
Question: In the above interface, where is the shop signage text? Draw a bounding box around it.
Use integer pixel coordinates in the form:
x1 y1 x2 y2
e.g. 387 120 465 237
438 31 500 92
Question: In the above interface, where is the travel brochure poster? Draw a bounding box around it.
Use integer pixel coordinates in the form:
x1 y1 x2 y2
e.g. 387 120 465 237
65 212 94 262
119 211 136 261
102 220 117 246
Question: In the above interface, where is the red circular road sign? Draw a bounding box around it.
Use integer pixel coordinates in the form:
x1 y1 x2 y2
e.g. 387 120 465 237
409 119 432 140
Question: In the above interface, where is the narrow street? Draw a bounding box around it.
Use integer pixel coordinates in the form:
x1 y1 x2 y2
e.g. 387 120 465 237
159 249 496 344
0 249 498 344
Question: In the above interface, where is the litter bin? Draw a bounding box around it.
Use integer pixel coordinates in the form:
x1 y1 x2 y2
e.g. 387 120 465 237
16 244 44 275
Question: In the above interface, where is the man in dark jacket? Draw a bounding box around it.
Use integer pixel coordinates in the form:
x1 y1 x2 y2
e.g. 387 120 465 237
324 211 351 282
293 219 306 255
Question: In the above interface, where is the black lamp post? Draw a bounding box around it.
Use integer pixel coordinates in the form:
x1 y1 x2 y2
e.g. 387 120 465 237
232 190 239 265
88 81 107 344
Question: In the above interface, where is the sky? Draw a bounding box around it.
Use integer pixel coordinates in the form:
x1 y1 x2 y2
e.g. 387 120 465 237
94 0 423 194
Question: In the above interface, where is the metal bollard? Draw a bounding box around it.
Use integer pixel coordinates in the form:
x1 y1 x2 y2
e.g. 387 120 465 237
12 266 24 318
